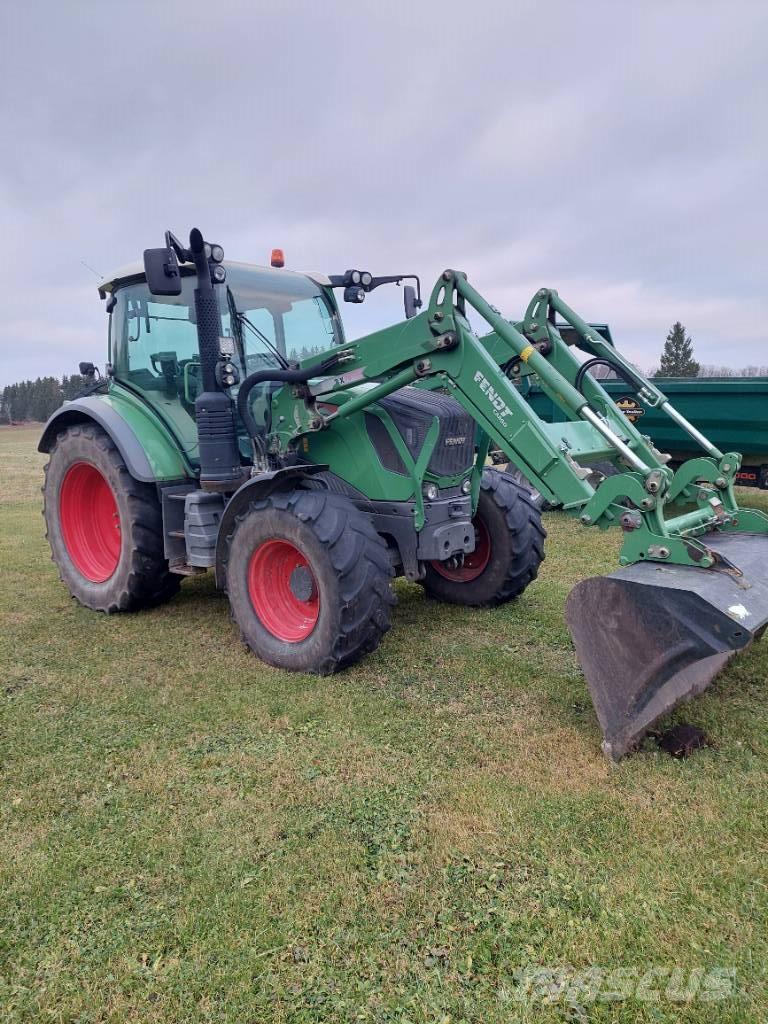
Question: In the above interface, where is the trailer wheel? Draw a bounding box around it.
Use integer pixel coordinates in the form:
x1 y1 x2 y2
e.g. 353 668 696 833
43 423 180 612
224 489 395 673
422 469 545 606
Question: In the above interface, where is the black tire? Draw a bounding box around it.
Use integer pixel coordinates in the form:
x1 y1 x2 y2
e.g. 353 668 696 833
421 468 546 606
504 460 552 511
43 423 180 612
223 489 395 673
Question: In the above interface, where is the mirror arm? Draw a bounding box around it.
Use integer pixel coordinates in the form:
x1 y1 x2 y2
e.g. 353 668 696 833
328 272 422 306
165 230 190 263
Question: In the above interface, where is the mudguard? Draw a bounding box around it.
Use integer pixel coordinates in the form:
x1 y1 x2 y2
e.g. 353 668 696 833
214 464 328 587
38 395 191 483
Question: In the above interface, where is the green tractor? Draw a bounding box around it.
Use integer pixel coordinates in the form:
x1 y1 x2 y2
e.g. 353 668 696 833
40 228 768 758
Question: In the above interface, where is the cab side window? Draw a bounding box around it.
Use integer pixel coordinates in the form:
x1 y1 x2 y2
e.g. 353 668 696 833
111 282 201 403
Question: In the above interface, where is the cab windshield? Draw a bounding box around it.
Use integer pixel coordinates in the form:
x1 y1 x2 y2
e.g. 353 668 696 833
224 264 342 371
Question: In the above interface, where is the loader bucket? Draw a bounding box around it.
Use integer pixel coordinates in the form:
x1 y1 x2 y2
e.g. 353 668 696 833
566 533 768 760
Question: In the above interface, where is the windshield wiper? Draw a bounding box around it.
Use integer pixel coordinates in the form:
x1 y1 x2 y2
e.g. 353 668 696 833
238 313 289 369
224 287 288 369
224 287 247 368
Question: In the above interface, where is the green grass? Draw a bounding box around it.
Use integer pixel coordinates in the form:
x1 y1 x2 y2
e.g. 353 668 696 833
1 424 767 1023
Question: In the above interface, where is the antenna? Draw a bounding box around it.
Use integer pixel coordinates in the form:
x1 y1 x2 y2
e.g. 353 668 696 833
80 258 102 279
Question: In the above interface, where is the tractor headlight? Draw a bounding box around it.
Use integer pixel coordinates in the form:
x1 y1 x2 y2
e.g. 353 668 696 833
210 244 225 263
423 483 439 501
350 270 361 285
461 478 472 494
361 271 372 288
212 265 226 283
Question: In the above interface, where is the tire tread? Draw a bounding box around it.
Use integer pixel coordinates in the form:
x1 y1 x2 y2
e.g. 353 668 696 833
222 489 395 673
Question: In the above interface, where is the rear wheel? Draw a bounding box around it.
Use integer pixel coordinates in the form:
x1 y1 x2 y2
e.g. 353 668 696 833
43 423 180 612
224 489 394 673
422 468 546 606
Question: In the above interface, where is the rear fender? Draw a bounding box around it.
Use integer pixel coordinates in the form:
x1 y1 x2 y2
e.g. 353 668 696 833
215 464 328 587
38 395 191 483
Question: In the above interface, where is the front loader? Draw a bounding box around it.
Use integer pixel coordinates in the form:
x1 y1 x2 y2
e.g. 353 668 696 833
40 228 768 758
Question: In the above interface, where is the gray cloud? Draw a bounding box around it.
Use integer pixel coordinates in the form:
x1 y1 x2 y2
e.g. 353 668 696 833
1 0 766 385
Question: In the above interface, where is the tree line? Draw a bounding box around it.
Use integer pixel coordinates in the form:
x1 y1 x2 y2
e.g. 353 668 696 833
1 327 766 424
1 375 87 424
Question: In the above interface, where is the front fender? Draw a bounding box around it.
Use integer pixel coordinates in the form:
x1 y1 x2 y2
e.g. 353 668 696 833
38 394 192 483
215 464 327 587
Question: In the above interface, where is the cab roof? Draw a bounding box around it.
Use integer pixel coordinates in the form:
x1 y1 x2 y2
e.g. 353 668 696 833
97 260 331 297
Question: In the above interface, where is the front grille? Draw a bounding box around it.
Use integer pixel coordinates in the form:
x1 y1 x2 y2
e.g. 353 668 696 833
365 413 408 476
368 387 475 478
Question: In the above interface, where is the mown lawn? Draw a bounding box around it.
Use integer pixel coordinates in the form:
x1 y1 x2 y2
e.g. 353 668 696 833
1 424 767 1023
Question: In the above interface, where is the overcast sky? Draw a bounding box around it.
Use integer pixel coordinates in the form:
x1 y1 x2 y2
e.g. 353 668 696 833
1 0 766 387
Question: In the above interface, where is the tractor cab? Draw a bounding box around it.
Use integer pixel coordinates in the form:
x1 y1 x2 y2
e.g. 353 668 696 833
98 261 344 463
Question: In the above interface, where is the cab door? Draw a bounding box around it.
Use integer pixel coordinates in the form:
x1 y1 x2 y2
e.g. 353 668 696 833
109 277 216 461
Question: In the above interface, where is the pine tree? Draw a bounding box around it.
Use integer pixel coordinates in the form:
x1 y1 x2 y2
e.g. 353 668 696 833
656 322 700 377
62 373 85 401
0 386 11 424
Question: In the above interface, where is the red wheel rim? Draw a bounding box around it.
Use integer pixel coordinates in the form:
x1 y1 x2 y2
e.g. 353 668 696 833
430 517 491 582
247 539 320 642
59 462 121 583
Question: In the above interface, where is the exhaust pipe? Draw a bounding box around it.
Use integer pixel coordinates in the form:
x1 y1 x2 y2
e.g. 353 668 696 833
188 228 243 492
567 532 768 759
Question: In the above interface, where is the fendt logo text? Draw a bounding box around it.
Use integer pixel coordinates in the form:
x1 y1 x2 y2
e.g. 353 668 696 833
474 371 514 426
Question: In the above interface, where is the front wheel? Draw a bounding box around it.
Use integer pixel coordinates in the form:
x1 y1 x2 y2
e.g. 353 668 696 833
421 469 546 606
224 489 395 673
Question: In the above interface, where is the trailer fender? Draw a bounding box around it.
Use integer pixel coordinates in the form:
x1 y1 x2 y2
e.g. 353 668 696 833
215 464 328 587
38 397 188 483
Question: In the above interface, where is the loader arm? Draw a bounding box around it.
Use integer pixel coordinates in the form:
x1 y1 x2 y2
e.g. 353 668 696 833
266 269 768 572
271 270 768 760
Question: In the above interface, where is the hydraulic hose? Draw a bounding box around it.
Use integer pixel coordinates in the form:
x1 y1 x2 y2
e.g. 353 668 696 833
236 354 342 445
574 357 641 396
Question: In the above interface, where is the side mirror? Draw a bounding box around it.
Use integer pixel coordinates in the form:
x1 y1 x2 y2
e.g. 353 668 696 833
143 246 182 296
404 284 421 319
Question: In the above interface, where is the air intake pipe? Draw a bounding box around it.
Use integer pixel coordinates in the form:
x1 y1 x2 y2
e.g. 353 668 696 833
189 228 243 491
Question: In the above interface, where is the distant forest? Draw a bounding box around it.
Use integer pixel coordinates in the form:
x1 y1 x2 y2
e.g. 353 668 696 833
1 375 88 424
2 362 768 425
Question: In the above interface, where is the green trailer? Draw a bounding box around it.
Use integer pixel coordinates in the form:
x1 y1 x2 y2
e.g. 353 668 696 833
516 333 768 490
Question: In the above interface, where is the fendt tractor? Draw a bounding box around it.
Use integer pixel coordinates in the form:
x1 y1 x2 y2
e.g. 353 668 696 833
39 229 768 759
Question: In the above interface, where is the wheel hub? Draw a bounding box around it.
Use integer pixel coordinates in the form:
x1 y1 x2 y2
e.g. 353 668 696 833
289 565 316 602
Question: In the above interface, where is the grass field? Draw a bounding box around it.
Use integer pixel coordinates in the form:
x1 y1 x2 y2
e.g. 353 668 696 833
1 424 767 1023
